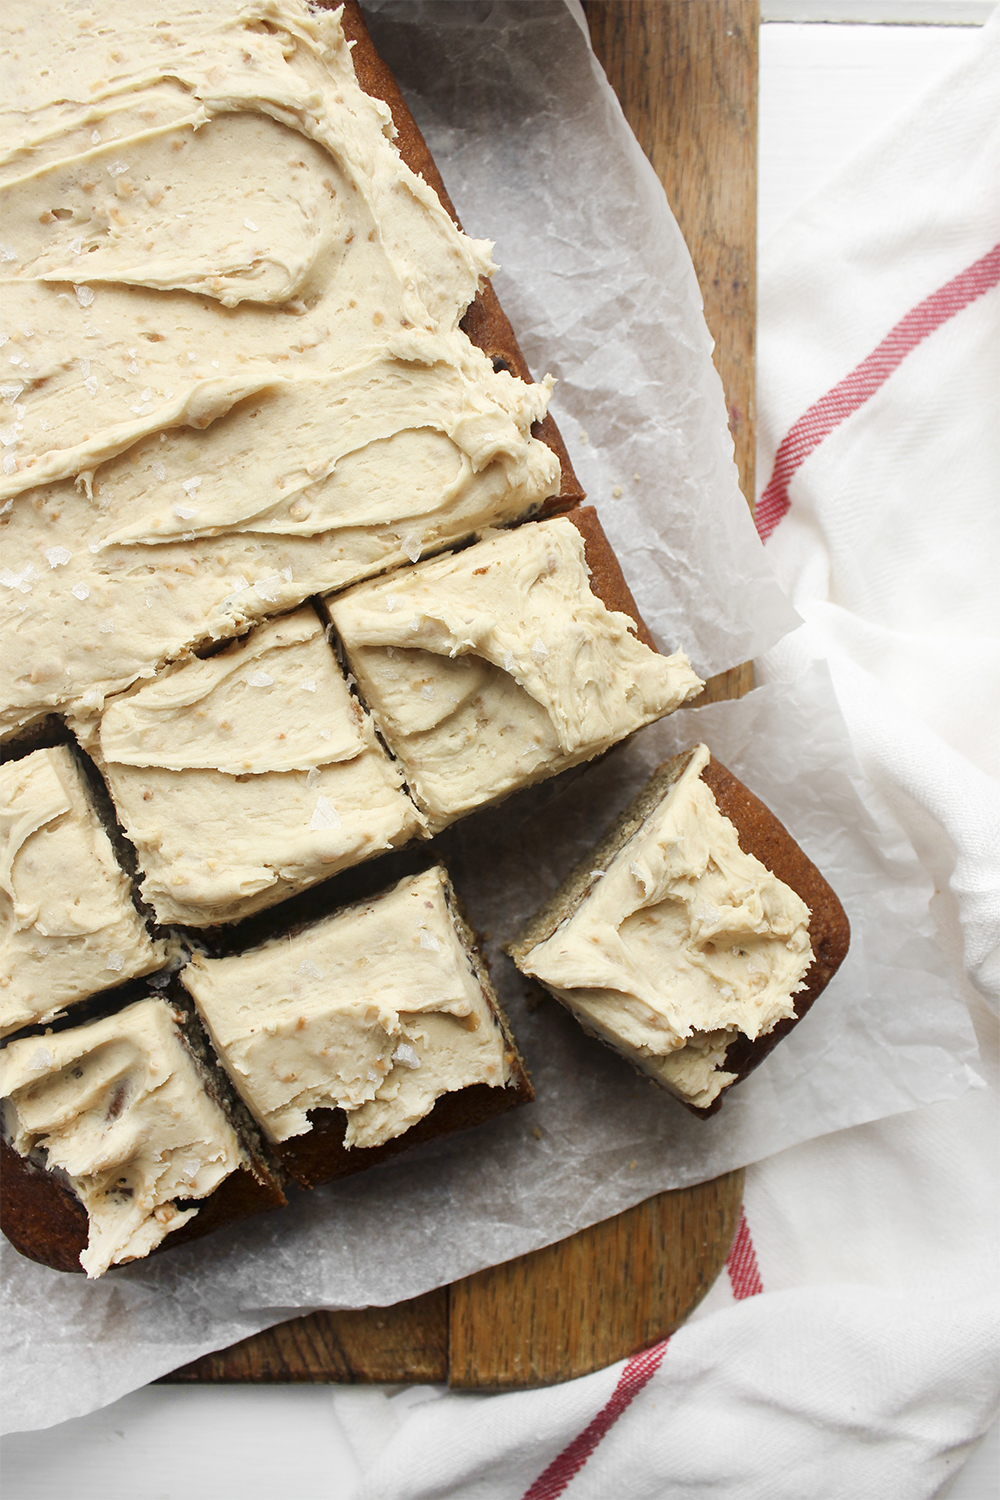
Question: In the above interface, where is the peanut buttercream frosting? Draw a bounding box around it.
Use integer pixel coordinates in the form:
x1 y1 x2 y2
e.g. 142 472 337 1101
0 996 241 1276
0 0 559 739
0 745 166 1036
74 606 424 926
329 516 703 831
182 867 510 1149
514 745 815 1109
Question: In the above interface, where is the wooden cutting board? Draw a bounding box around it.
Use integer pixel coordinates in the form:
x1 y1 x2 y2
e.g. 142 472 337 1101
164 0 759 1393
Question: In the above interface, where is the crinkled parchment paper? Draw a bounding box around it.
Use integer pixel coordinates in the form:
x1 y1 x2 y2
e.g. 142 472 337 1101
0 1 979 1432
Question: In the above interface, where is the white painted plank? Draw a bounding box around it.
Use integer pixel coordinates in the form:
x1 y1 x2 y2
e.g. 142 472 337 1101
763 2 995 23
0 1386 362 1500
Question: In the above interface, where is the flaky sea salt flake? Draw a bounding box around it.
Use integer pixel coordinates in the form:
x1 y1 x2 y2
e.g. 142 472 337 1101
253 574 282 603
418 930 440 953
245 670 274 688
46 547 72 568
0 564 34 593
393 1043 421 1070
73 285 95 308
309 795 341 832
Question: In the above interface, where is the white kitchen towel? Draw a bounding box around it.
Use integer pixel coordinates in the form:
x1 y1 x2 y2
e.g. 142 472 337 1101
329 11 1000 1497
331 1079 999 1500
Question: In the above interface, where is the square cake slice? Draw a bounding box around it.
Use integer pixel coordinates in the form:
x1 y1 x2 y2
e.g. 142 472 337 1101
180 865 532 1187
0 997 246 1277
326 511 703 833
508 745 850 1115
0 745 167 1037
76 607 426 927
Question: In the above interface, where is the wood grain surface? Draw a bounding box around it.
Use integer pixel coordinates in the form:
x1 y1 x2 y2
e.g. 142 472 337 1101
163 0 758 1391
449 1172 744 1390
168 1289 450 1385
585 0 758 507
585 0 759 709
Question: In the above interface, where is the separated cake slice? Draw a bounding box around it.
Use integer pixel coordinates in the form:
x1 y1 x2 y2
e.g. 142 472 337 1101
0 995 284 1277
508 745 850 1115
180 865 532 1188
73 607 425 927
0 745 167 1037
327 509 703 833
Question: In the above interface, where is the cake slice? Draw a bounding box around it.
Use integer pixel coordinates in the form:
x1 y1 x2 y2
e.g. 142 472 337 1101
180 865 532 1188
0 745 167 1037
327 508 703 833
73 607 425 927
508 745 850 1114
0 995 285 1277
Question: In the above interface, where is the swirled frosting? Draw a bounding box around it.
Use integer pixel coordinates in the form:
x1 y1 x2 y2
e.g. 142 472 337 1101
74 605 424 925
0 0 559 738
0 745 166 1035
515 745 814 1109
0 996 240 1276
182 867 510 1149
329 516 704 831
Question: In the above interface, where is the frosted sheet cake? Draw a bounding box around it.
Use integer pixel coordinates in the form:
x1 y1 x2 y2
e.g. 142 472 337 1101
0 0 794 1282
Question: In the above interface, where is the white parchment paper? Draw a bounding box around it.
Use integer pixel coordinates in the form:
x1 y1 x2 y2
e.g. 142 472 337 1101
0 1 980 1433
362 0 800 677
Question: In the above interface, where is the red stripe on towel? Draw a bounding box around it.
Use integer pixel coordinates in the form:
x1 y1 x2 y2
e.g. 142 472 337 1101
756 241 1000 542
520 1340 670 1500
726 1208 764 1300
520 1208 765 1498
